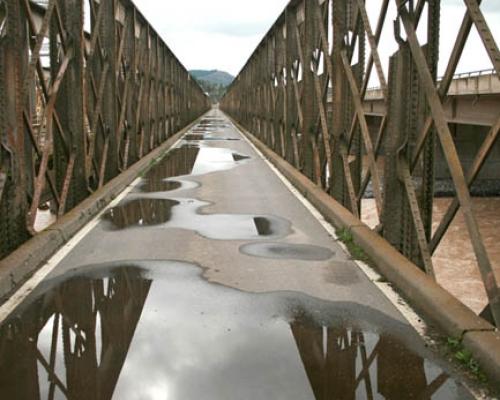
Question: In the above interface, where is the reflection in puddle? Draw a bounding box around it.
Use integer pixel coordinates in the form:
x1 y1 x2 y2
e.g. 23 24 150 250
186 134 240 141
187 127 240 141
103 198 291 240
232 153 250 162
189 147 248 176
139 144 249 194
197 118 228 128
240 242 335 261
190 129 211 134
208 137 240 141
184 134 205 141
107 139 277 238
254 216 272 235
146 145 200 182
0 261 473 400
103 199 179 229
140 179 182 193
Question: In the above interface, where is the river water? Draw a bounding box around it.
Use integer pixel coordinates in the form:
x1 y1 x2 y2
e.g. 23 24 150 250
362 197 500 314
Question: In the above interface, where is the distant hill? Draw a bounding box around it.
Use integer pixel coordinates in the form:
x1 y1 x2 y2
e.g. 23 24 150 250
190 70 234 87
190 70 234 103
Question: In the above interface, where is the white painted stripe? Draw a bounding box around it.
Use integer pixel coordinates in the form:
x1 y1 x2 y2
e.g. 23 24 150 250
0 136 186 323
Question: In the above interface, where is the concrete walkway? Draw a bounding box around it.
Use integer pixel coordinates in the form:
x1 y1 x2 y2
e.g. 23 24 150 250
0 110 481 399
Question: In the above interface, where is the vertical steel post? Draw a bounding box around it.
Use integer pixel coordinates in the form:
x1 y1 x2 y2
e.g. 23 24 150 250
55 0 88 212
0 0 31 257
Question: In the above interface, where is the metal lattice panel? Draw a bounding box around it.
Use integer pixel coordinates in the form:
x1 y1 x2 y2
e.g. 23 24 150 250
221 0 500 326
0 0 210 258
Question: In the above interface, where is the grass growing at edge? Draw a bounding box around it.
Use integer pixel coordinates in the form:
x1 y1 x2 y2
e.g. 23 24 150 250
336 228 369 262
447 337 488 383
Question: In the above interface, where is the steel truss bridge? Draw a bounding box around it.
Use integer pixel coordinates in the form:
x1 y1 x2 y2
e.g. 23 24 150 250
0 0 499 396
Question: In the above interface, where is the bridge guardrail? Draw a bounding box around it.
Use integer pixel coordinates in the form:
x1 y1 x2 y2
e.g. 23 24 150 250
366 68 500 98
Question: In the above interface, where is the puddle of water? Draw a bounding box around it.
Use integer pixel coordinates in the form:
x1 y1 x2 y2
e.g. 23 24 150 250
103 198 180 229
232 153 250 162
198 118 227 126
193 125 229 132
191 128 212 133
164 145 247 177
103 198 291 240
240 242 335 261
0 261 473 400
184 134 205 141
144 145 200 187
254 216 272 235
193 126 216 132
163 212 290 240
138 144 249 194
140 179 182 193
107 141 275 239
189 147 246 176
186 133 240 142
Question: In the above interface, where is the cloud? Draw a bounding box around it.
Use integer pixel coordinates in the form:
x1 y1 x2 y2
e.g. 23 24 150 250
445 0 500 12
483 3 500 13
197 20 273 37
133 0 289 75
132 0 498 77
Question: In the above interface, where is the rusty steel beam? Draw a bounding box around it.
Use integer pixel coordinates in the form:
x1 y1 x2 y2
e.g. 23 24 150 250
221 0 500 326
0 0 32 256
0 0 210 259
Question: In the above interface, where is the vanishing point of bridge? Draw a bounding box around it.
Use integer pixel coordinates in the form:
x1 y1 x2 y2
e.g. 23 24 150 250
0 0 499 399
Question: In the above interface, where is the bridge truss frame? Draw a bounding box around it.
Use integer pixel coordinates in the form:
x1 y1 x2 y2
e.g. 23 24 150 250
0 0 210 259
221 0 500 325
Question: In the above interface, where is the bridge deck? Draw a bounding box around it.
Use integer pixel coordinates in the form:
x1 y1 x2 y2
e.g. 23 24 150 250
0 110 479 398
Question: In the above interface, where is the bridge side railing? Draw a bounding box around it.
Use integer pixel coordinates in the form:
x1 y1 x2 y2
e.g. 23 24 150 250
0 0 210 258
221 0 500 325
365 68 500 97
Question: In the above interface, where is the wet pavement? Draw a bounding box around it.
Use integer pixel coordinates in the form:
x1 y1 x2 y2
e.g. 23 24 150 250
0 110 480 399
103 196 292 240
240 242 335 261
0 261 473 399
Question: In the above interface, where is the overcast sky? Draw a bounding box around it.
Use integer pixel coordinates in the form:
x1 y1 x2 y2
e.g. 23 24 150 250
133 0 289 76
133 0 499 79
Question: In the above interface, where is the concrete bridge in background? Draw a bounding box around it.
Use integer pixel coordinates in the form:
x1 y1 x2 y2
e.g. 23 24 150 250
362 69 500 187
0 0 500 398
364 69 500 126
